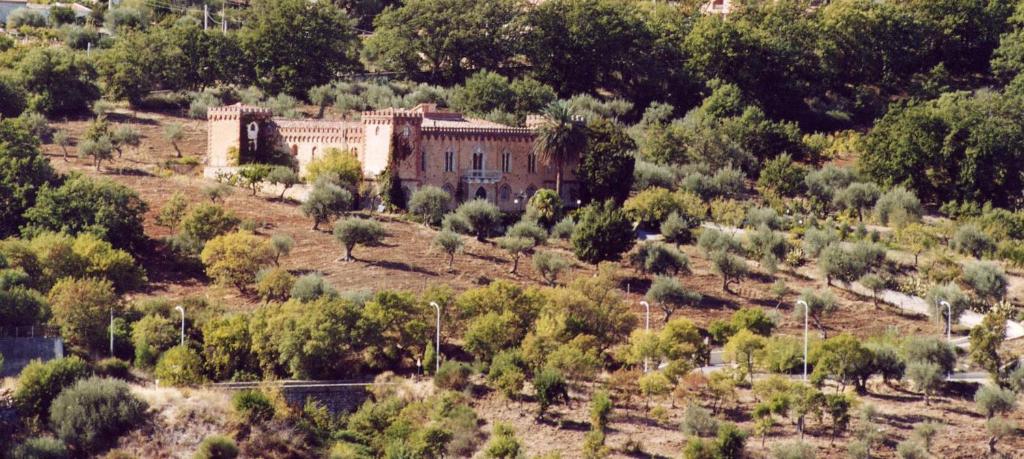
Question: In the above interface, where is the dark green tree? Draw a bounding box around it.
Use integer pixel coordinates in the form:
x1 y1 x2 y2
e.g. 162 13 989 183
578 117 636 204
571 200 635 264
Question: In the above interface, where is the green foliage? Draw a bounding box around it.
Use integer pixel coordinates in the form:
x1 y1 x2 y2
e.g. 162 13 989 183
624 187 679 228
433 230 464 271
962 261 1008 301
155 345 205 387
14 356 90 423
795 288 838 335
724 329 766 385
434 361 472 391
409 186 452 227
333 218 386 261
455 199 501 241
590 390 612 432
550 216 575 240
131 313 179 369
532 251 570 286
975 384 1017 420
697 229 742 256
231 389 275 424
202 313 256 381
24 174 148 250
578 117 635 204
810 334 874 392
156 192 189 233
289 273 337 302
506 220 548 246
9 437 68 459
267 166 300 199
200 231 275 290
904 360 943 404
756 153 806 198
238 0 360 96
630 241 689 277
660 211 697 247
833 182 880 221
302 180 353 231
13 47 99 116
483 423 522 459
268 234 295 266
770 441 816 459
646 275 701 322
874 187 923 227
952 224 995 259
533 368 569 418
194 435 239 459
571 200 635 264
528 189 562 227
304 148 362 190
710 250 748 293
256 268 296 302
680 403 718 437
533 101 588 195
487 350 526 400
924 283 970 328
48 277 118 354
49 377 148 455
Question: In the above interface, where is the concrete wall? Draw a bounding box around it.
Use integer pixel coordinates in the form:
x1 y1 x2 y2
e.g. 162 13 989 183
0 337 64 377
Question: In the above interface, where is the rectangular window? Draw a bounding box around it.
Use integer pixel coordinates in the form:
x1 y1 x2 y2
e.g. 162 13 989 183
420 151 426 171
502 152 511 173
444 151 454 172
527 154 536 173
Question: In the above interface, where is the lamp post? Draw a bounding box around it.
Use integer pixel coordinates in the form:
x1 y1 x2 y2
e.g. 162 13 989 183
109 307 114 357
797 300 809 381
430 301 441 374
940 300 952 379
174 305 185 346
640 300 651 373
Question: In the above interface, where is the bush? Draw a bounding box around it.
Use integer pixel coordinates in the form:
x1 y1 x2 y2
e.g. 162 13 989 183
483 423 522 459
624 187 679 228
194 435 239 459
680 403 718 437
527 189 562 227
7 8 47 29
572 200 635 264
49 377 148 455
232 390 275 424
924 283 970 328
290 273 337 302
455 199 501 241
256 268 296 302
48 277 118 354
95 358 131 380
802 226 838 258
304 148 362 189
9 437 68 459
131 313 178 368
302 180 353 231
661 211 697 247
533 368 569 418
962 261 1007 301
154 346 205 387
710 250 747 293
24 175 148 250
14 356 90 423
200 231 275 290
409 186 452 227
532 251 570 286
874 187 923 227
974 385 1017 419
180 203 240 246
770 441 816 459
952 224 995 258
630 241 689 276
550 216 575 239
333 218 386 261
434 361 472 391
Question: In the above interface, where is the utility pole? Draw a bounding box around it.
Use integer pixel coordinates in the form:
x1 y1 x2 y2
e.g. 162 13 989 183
222 0 227 34
204 4 208 31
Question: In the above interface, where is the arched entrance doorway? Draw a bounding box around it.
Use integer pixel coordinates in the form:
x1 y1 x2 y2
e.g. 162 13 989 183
475 187 487 200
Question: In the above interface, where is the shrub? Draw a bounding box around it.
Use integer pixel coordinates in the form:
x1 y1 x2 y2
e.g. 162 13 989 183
13 356 90 423
952 224 995 258
434 361 472 391
483 423 522 459
256 268 296 302
194 435 239 459
487 350 526 399
455 199 501 241
48 277 117 354
697 228 742 256
200 231 275 290
532 251 570 286
770 441 816 459
50 377 147 455
680 403 718 437
305 148 362 189
550 216 575 239
802 226 838 258
904 361 943 405
962 261 1008 302
572 200 635 264
924 283 970 328
409 186 452 226
974 385 1017 419
630 241 689 276
590 390 613 432
442 212 473 235
533 368 569 418
24 175 148 250
7 8 47 28
901 336 956 373
333 218 386 261
661 211 697 247
624 187 679 228
756 153 806 198
231 390 275 424
290 273 336 302
180 203 240 246
9 437 68 459
874 187 923 227
527 189 562 226
302 180 353 230
154 346 205 387
833 182 880 221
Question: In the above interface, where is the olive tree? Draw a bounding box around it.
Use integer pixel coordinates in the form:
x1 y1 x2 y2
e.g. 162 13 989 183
904 361 943 405
711 251 748 294
646 275 701 322
974 385 1016 419
962 261 1008 302
795 289 838 337
874 187 923 227
455 199 501 241
409 186 452 227
952 224 995 259
433 230 463 272
924 283 970 331
496 236 534 274
267 166 300 200
833 182 880 222
333 218 385 261
532 251 569 286
302 180 352 230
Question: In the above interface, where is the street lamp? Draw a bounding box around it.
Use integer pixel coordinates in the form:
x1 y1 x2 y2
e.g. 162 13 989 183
174 305 185 346
109 307 115 357
796 300 809 381
940 300 952 379
430 301 441 374
640 300 651 373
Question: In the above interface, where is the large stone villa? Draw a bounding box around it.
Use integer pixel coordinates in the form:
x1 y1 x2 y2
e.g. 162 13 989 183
206 103 578 211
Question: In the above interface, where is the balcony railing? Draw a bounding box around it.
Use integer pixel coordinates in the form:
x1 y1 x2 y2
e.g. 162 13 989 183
462 169 502 182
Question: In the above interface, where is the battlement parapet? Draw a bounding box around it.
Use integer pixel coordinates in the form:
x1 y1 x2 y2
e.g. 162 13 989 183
207 103 273 120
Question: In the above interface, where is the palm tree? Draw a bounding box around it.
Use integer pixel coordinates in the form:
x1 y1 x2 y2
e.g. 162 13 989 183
532 101 586 197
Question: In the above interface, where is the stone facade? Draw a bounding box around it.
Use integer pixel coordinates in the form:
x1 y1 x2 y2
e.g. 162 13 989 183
206 103 579 211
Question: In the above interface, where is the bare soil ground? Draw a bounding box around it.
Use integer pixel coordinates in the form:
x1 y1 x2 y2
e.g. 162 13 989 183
39 111 1024 458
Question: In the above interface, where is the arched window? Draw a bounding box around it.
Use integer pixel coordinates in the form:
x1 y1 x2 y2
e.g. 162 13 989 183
527 154 537 173
311 146 317 160
290 145 298 156
420 150 427 172
475 187 487 200
500 185 511 201
472 149 484 170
